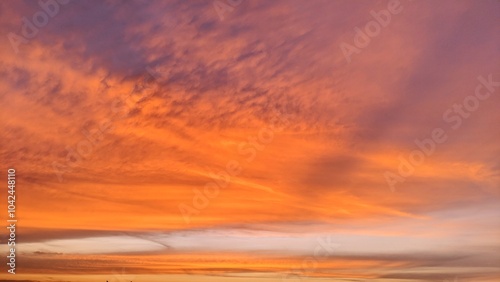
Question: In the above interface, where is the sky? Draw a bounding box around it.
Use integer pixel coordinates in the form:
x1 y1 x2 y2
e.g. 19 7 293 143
0 0 499 281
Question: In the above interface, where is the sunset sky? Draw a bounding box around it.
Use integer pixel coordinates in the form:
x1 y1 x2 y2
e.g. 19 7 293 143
0 0 499 281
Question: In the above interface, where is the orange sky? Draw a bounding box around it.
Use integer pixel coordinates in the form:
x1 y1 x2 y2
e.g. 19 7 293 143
0 0 499 281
